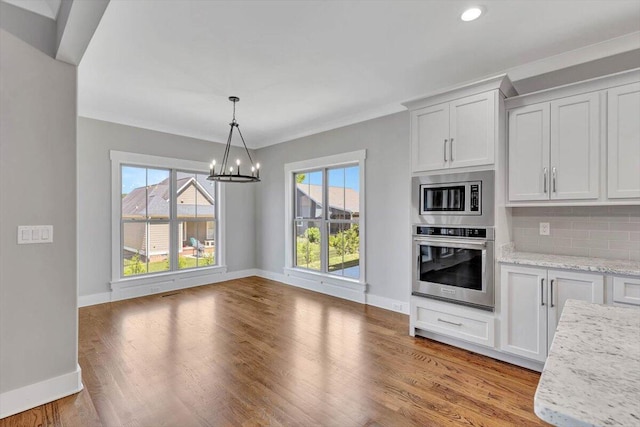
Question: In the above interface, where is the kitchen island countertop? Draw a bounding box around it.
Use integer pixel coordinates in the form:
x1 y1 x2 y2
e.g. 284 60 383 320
534 299 640 426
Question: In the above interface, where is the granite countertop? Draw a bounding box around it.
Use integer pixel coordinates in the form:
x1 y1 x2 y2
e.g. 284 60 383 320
497 245 640 276
534 299 640 426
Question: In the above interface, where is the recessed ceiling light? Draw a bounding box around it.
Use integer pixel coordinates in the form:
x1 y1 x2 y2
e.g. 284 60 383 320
461 7 483 22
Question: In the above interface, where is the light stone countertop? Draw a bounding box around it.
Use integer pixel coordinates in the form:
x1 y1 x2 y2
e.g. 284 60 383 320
497 245 640 277
534 299 640 427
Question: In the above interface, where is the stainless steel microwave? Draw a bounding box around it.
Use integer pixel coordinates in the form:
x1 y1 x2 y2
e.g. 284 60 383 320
412 170 494 227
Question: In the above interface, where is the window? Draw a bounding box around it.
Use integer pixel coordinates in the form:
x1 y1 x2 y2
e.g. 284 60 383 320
121 166 172 276
285 150 365 284
112 151 223 282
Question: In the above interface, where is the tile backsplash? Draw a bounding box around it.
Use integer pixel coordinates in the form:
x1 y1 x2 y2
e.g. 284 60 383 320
512 206 640 261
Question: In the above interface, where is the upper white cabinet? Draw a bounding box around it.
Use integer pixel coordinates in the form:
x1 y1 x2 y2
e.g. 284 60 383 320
500 265 604 362
508 93 600 202
449 92 496 169
607 82 640 199
508 103 550 201
411 92 495 172
405 75 515 174
411 103 449 171
506 69 640 205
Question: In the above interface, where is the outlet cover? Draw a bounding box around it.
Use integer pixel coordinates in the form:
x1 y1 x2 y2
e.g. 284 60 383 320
539 222 550 236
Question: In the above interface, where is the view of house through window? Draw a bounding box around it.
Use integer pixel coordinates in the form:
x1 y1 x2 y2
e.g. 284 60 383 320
294 165 360 279
121 166 216 277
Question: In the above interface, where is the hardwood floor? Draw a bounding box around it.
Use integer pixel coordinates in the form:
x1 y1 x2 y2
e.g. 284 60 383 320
1 277 549 426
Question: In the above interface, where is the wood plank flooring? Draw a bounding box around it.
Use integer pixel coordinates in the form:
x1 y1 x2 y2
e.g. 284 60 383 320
1 277 549 426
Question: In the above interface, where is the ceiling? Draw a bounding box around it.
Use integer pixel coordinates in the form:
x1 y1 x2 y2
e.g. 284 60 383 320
2 0 60 19
78 0 640 149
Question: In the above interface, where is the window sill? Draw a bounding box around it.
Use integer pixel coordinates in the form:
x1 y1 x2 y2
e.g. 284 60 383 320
283 267 366 290
111 265 227 289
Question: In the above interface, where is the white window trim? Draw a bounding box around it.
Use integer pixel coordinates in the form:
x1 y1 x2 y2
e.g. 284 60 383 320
110 150 226 287
284 149 366 288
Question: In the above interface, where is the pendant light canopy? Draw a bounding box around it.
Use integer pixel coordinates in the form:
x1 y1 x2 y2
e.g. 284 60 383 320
207 96 260 183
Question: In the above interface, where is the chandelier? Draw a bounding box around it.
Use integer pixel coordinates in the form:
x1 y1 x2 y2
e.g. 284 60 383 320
207 96 260 183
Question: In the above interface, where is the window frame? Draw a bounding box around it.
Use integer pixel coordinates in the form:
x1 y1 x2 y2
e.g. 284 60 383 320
111 151 226 286
284 150 366 288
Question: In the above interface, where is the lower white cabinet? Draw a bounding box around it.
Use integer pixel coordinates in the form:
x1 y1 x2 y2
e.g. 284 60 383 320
612 276 640 306
500 265 604 362
410 296 495 348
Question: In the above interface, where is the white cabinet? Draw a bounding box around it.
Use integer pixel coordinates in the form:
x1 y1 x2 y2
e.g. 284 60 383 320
411 91 496 172
500 265 604 362
410 296 495 348
612 276 640 306
508 93 600 202
607 82 640 199
411 103 449 172
508 103 550 201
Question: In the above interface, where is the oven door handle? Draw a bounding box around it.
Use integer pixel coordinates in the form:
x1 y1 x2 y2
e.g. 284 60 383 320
413 237 487 251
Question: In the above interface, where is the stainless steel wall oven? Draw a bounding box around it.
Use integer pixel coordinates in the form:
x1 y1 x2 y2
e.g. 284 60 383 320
412 226 494 310
411 171 495 310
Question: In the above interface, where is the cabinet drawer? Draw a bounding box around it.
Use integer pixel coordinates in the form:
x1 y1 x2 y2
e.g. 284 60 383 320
613 277 640 306
411 297 495 347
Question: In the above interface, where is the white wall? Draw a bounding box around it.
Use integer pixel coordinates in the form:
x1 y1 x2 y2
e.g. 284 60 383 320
77 118 256 298
0 28 78 398
255 112 411 305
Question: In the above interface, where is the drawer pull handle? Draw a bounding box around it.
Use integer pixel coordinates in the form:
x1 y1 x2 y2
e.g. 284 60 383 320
437 318 462 327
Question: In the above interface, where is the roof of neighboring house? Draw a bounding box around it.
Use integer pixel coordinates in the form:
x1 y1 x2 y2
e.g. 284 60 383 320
122 175 215 218
296 183 359 214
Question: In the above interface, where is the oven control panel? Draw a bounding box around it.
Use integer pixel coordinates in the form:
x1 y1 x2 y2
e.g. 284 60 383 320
415 226 487 238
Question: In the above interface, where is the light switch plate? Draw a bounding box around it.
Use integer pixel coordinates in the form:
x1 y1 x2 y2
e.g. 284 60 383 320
17 225 53 244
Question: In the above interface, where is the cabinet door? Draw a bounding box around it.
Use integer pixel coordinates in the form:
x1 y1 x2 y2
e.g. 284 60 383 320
612 276 640 306
546 270 604 348
449 91 496 169
607 83 640 199
549 93 600 200
500 265 548 362
411 103 449 172
507 103 550 201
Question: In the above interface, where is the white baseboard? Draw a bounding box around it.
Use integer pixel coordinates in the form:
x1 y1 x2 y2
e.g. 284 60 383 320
78 268 409 315
79 269 260 307
366 293 410 315
255 269 409 314
256 269 366 304
0 364 83 419
78 292 111 307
